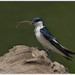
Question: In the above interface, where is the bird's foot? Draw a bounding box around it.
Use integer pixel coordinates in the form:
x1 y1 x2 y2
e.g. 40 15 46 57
44 49 51 60
34 46 41 51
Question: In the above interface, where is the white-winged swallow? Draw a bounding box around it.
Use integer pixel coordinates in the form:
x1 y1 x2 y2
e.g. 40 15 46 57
32 17 75 60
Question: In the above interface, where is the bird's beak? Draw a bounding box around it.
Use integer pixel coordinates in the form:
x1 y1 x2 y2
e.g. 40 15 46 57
32 21 34 24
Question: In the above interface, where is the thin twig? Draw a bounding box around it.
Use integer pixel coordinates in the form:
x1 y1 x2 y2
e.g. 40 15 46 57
16 20 32 28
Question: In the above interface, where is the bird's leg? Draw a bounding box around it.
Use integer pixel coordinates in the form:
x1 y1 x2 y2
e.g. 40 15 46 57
34 46 41 51
44 48 51 60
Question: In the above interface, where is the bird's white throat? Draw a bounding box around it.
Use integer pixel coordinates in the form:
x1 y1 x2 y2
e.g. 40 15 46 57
34 21 44 29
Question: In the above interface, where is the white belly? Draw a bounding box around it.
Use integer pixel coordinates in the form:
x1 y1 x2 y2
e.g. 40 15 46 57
35 30 53 50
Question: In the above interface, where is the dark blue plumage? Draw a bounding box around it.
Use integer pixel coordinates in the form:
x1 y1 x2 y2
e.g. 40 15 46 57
32 17 43 24
40 27 55 41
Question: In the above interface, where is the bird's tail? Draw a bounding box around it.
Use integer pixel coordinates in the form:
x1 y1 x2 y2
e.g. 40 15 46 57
63 48 75 61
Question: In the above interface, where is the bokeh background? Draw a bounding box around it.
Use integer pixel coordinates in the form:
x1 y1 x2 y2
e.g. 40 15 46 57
0 1 75 73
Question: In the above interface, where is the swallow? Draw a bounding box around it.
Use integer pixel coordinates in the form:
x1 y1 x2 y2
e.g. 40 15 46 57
32 17 75 60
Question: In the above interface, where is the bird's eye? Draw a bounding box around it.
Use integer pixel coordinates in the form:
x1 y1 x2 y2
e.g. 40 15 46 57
35 19 40 22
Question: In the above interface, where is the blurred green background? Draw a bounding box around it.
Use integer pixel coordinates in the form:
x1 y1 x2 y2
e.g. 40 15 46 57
0 1 75 73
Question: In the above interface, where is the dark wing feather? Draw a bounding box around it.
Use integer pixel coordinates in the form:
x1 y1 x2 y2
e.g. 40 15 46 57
40 27 55 41
40 27 73 60
50 40 72 58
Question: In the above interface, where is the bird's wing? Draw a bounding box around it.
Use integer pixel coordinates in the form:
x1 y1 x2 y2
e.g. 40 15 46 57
40 27 59 44
40 27 56 41
40 27 73 60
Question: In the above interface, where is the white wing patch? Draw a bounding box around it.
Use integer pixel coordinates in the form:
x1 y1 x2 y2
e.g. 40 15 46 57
53 38 58 43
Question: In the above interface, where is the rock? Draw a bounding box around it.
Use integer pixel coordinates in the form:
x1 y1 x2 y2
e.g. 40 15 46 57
0 45 69 74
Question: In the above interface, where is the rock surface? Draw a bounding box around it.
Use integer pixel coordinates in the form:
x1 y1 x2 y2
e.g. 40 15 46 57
0 45 69 74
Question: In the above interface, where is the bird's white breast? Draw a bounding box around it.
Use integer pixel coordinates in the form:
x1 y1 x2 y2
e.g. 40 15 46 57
34 26 53 50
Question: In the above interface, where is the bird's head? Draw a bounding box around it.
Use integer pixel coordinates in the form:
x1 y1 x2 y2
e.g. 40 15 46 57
32 17 44 27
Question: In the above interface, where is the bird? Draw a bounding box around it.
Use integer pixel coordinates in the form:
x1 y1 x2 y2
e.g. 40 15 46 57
32 17 75 60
